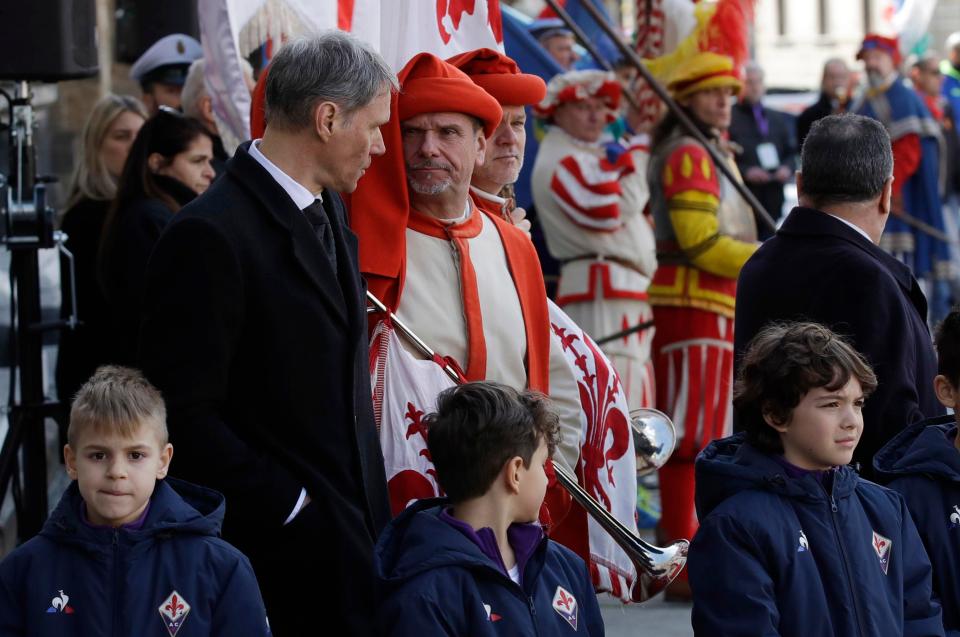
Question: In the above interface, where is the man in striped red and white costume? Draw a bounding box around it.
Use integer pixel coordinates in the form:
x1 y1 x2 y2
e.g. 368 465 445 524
531 70 658 410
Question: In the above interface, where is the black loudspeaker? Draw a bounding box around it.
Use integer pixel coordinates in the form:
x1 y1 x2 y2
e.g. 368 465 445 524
115 0 200 64
0 0 98 81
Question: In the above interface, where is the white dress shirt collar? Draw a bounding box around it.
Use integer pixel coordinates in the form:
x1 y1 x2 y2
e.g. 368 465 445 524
827 213 873 243
249 139 321 210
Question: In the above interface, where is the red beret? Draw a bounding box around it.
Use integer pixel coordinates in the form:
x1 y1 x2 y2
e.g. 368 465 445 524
446 48 546 107
398 53 503 138
858 34 902 67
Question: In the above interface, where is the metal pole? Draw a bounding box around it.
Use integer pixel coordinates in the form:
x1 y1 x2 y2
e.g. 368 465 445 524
12 247 48 540
554 0 778 234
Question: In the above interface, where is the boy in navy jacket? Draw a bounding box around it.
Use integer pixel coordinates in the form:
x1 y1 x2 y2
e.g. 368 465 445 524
875 309 960 635
0 366 270 636
374 382 603 636
689 322 943 636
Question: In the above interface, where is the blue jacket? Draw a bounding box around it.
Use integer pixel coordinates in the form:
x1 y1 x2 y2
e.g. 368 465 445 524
875 416 960 636
689 434 943 637
0 478 269 637
374 498 604 636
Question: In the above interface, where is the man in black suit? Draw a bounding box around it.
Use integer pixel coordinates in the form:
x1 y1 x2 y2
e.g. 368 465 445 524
796 58 850 149
138 33 396 635
735 114 944 479
729 62 797 236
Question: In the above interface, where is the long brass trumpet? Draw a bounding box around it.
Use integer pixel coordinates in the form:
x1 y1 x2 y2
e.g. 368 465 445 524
366 291 688 602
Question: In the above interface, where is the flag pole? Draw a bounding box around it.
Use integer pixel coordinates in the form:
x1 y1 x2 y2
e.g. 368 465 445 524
544 0 777 234
366 291 463 383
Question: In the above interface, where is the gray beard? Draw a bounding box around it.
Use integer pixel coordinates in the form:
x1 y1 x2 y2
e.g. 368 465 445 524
408 179 451 195
866 71 887 88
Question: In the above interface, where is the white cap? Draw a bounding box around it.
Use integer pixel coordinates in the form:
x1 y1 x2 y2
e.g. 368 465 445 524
130 33 203 86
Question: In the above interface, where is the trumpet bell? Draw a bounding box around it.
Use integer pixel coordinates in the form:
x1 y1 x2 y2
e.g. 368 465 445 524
631 408 677 476
631 538 689 603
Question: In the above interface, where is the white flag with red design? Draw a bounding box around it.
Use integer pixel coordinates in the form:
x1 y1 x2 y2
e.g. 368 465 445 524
548 300 640 601
379 0 504 70
369 320 454 517
197 0 381 153
198 0 504 150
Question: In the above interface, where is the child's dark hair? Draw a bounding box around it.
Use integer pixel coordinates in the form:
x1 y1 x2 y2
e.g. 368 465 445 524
935 308 960 387
424 382 561 503
734 322 877 453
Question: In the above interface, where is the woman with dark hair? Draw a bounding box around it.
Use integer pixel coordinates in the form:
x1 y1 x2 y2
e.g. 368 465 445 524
57 94 148 402
99 108 214 365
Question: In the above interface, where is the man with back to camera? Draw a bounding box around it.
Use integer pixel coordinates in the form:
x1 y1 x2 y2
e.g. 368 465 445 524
138 32 396 636
735 113 944 481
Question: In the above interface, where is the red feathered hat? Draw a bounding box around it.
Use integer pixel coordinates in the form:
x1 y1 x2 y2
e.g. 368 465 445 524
446 48 546 107
858 34 902 68
398 53 503 138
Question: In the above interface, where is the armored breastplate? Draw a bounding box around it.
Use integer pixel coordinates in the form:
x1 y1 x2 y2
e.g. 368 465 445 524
648 132 757 253
716 156 757 243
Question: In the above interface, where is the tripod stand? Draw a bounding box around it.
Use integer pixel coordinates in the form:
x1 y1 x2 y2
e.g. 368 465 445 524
0 81 77 543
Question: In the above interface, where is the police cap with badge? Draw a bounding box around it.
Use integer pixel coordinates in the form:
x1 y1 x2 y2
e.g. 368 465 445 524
130 33 203 89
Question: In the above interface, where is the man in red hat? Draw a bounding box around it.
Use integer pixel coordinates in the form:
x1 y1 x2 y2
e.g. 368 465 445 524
854 33 951 321
530 70 658 411
446 48 545 226
349 52 579 528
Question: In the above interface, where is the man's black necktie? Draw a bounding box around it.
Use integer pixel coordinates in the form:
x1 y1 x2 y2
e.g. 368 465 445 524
302 199 338 276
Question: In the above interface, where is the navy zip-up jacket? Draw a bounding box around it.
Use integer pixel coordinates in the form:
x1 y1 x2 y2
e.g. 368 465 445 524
689 434 943 637
875 415 960 636
374 498 603 636
0 477 270 636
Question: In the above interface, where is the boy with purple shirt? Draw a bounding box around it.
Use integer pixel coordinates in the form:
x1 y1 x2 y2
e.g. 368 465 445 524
0 366 269 636
689 322 943 636
374 382 603 636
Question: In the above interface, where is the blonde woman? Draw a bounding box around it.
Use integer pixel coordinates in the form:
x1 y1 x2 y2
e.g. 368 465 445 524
57 94 147 402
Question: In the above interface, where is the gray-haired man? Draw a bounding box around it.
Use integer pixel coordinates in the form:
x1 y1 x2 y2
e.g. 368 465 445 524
180 58 256 177
139 32 397 635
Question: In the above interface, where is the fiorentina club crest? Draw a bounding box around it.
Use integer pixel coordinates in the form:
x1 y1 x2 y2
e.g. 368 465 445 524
872 531 892 575
551 586 578 631
158 590 191 637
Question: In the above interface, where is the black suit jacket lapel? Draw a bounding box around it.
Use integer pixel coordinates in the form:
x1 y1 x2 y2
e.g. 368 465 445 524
227 143 348 326
324 192 363 339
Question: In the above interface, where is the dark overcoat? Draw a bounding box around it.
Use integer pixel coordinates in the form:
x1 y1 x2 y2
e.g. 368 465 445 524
138 142 390 636
734 207 943 478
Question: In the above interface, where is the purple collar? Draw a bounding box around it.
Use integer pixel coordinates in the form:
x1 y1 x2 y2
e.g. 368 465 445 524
81 499 151 531
773 455 837 489
439 508 544 585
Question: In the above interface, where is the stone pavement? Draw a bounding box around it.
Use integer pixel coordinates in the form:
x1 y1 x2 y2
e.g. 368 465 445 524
599 594 693 636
